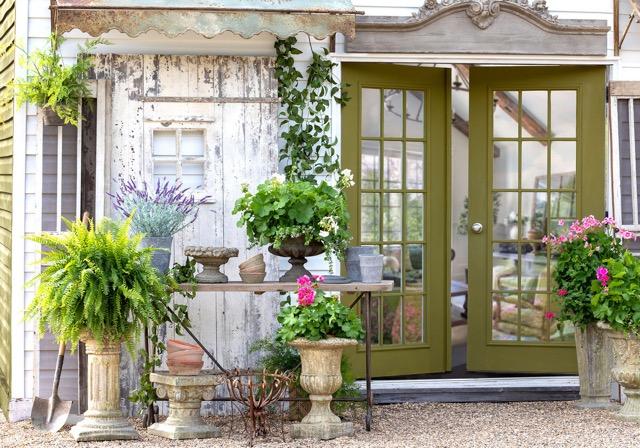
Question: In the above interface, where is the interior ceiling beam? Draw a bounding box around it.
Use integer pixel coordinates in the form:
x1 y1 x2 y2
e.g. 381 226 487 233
454 64 548 144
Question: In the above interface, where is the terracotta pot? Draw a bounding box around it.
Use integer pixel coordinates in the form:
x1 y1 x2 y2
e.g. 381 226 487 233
289 338 357 425
599 323 640 420
167 339 204 376
269 237 324 283
575 323 613 408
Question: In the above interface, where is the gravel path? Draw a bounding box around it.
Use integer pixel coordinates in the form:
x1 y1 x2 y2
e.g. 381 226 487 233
2 401 640 447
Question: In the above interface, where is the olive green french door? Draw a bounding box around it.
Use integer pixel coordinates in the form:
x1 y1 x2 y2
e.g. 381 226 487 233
467 66 606 373
342 63 450 377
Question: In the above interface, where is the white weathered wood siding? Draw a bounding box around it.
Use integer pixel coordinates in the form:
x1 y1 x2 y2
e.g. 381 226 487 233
92 54 280 414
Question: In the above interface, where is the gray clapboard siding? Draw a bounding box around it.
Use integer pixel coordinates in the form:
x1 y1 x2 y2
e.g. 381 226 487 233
93 54 279 415
616 98 640 227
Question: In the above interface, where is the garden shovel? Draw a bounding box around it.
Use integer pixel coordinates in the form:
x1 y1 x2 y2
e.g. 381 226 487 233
31 341 72 432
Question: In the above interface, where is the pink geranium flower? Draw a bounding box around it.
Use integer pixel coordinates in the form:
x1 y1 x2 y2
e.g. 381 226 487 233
545 311 556 321
557 289 568 297
313 274 325 283
297 275 312 287
297 286 316 306
596 266 609 287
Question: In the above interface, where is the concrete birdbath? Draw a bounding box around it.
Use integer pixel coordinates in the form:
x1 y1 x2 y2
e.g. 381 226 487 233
184 246 239 283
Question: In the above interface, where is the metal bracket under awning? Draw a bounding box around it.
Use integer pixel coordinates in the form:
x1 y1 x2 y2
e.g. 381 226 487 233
50 0 363 40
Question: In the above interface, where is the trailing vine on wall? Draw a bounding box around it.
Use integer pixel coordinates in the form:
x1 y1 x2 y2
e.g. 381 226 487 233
275 37 350 182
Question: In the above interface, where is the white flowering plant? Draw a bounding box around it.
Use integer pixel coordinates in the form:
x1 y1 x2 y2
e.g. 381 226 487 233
232 170 354 263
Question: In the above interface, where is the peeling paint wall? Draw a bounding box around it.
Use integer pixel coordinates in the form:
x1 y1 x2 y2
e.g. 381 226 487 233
93 54 281 415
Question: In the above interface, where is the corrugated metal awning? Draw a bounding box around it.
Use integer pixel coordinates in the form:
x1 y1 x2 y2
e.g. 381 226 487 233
51 0 360 39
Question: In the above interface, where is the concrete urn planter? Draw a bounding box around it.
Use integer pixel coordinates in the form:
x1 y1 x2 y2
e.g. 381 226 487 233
289 337 357 440
574 323 613 408
70 338 139 441
599 323 640 420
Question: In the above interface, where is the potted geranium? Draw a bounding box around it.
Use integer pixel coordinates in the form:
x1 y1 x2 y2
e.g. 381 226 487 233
544 216 633 408
111 177 209 273
13 33 107 126
592 251 640 420
277 275 363 439
25 217 167 441
232 170 353 282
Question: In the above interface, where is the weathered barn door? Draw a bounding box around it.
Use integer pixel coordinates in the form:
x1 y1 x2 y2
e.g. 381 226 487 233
467 66 606 373
95 55 280 412
342 63 451 377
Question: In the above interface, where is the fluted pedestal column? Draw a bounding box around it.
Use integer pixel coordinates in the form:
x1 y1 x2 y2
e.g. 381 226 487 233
70 339 138 441
148 372 224 440
289 338 357 440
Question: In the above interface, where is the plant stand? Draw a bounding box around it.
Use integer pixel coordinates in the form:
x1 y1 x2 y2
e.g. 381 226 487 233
575 323 613 409
600 324 640 421
148 372 224 440
70 339 139 442
289 338 358 440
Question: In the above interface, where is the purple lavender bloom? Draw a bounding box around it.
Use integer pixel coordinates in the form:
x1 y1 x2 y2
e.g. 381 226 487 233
110 177 210 237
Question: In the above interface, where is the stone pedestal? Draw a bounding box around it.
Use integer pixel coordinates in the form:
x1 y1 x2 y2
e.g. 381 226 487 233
600 325 640 421
289 338 357 440
148 372 224 440
70 339 139 442
575 323 613 409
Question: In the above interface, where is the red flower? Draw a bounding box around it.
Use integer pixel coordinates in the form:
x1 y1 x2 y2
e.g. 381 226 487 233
545 311 556 321
557 289 568 297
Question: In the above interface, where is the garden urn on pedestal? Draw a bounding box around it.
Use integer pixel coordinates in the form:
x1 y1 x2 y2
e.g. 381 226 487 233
574 323 613 408
600 324 640 420
70 338 139 441
148 372 224 440
289 338 357 440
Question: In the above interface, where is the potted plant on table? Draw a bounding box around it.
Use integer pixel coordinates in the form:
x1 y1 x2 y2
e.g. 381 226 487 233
13 33 107 126
232 171 353 282
111 177 209 273
544 216 633 408
25 217 168 441
592 250 640 420
276 275 363 440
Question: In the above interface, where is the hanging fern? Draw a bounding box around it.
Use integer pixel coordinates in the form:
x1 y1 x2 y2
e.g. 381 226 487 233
25 217 168 350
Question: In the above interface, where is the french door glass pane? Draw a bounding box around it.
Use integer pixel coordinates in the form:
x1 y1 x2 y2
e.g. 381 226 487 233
384 141 403 189
493 141 518 189
493 91 519 138
551 90 577 138
384 89 403 137
406 90 425 138
362 89 381 137
361 141 380 189
406 142 424 189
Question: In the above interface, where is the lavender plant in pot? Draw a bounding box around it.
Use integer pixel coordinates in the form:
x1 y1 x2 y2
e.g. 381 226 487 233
112 178 209 273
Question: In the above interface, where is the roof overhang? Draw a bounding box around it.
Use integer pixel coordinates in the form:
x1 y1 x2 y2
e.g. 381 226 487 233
51 0 361 39
346 0 609 56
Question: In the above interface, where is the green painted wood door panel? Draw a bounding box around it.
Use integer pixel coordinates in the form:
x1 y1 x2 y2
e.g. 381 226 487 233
467 66 606 373
341 63 451 377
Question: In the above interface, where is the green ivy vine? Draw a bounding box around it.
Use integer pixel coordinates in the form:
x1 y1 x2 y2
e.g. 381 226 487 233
275 37 350 182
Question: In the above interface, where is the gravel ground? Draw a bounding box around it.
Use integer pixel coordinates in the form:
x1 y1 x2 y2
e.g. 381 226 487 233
2 401 640 447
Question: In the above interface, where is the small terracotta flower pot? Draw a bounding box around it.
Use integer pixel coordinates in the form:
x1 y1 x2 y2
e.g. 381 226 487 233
167 339 205 376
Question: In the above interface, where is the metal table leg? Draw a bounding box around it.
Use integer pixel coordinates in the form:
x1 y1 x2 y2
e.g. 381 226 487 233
364 291 373 431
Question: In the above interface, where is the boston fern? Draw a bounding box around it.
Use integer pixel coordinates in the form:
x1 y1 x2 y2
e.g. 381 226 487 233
13 33 107 126
25 217 167 349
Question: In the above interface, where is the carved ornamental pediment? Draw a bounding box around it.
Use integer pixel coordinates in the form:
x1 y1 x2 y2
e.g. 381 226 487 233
413 0 556 30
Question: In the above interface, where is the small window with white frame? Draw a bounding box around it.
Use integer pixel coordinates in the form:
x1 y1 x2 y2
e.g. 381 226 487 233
151 129 206 190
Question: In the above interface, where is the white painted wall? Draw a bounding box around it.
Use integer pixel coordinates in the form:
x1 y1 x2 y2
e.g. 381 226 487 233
10 0 640 420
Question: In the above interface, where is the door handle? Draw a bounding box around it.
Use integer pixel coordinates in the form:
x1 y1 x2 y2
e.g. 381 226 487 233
471 223 484 234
